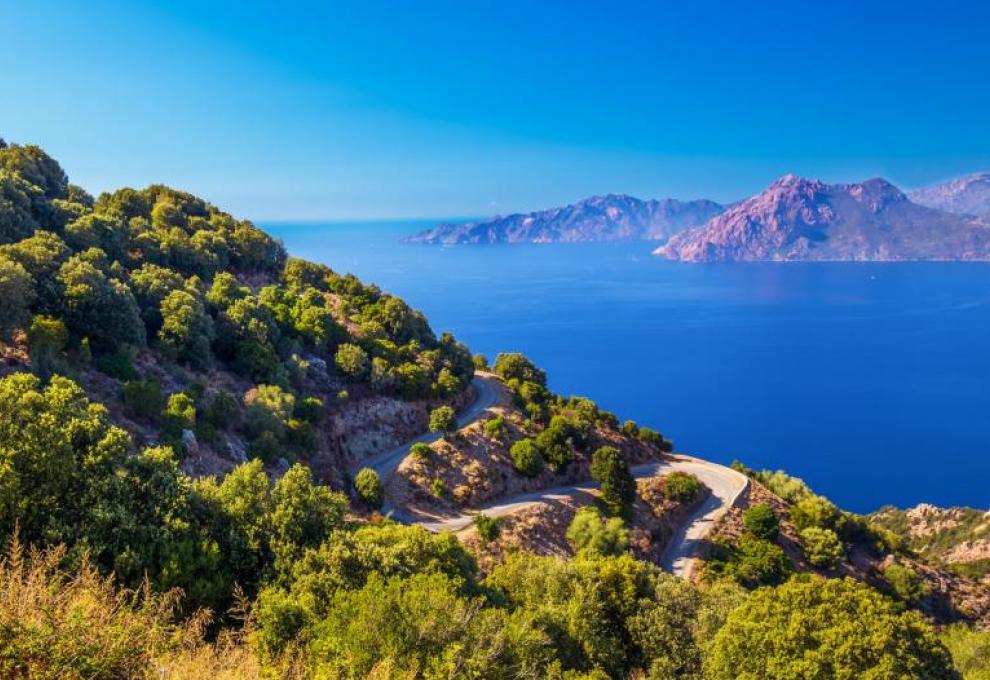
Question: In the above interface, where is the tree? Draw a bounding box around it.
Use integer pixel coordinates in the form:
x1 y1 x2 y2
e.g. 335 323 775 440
158 289 213 369
591 446 636 519
567 507 629 557
163 392 196 438
57 254 145 351
334 343 369 381
354 467 384 509
493 352 547 386
704 575 959 680
800 526 844 568
510 438 544 477
429 405 457 437
743 503 779 540
0 253 35 336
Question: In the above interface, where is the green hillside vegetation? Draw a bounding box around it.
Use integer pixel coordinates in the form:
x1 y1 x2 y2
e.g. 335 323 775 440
0 139 978 678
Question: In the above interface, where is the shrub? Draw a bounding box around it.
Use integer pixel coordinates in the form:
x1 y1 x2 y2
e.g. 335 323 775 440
122 378 164 420
472 513 501 543
95 348 137 380
662 471 703 504
621 420 639 437
334 343 369 381
27 314 68 379
472 353 489 371
743 503 779 540
710 535 792 588
428 405 457 437
509 438 544 477
638 426 664 447
566 506 629 557
163 392 196 437
409 442 433 462
430 477 447 499
294 396 323 423
353 467 384 509
800 526 844 568
791 495 843 532
483 414 506 441
249 430 281 463
884 563 927 603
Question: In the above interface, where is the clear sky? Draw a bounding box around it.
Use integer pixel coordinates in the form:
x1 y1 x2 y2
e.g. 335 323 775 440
4 1 990 219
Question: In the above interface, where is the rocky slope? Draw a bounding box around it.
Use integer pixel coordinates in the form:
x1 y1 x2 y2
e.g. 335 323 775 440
656 174 990 262
872 504 990 576
909 172 990 217
404 194 723 244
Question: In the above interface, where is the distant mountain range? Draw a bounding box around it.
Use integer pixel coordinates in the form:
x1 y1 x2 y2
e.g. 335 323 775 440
403 171 990 261
403 194 724 244
908 172 990 217
656 174 990 262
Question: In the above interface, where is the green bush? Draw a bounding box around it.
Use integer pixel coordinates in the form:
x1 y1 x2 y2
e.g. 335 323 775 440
95 348 137 380
799 526 844 568
710 535 792 588
492 352 546 386
662 471 703 504
122 378 164 420
409 442 433 462
884 563 927 603
790 494 844 532
743 503 779 540
472 513 501 543
567 506 629 557
483 414 506 441
334 343 369 381
509 438 544 477
472 353 489 371
354 467 384 509
428 405 457 437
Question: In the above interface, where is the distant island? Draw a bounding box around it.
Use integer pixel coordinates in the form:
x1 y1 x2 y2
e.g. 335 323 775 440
405 172 990 262
657 174 990 262
403 194 724 244
908 172 990 218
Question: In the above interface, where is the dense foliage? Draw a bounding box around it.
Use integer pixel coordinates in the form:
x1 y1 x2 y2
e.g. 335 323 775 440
0 141 975 678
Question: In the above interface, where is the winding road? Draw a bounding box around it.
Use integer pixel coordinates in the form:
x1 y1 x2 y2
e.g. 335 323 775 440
353 374 749 578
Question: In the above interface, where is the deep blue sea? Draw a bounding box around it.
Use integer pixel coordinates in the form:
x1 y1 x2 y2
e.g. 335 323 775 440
265 220 990 513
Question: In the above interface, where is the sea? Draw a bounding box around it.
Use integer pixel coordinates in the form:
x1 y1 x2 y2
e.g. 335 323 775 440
265 219 990 513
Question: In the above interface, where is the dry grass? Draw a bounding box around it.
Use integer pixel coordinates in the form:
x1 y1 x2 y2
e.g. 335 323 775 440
0 536 275 680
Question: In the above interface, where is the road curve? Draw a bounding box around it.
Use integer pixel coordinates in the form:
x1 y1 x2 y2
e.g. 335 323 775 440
349 374 501 481
351 374 749 578
404 457 748 577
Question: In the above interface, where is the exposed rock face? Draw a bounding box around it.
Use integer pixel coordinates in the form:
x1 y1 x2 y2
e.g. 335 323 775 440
909 172 990 217
656 174 990 262
404 194 724 244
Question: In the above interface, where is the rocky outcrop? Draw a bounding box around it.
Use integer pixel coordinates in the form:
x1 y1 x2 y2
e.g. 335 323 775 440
656 174 990 262
404 194 724 244
909 172 990 217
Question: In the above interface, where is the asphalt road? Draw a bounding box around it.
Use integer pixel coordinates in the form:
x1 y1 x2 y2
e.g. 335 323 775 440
352 374 748 578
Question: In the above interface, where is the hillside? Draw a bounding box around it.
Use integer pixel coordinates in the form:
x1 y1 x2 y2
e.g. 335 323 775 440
404 193 724 244
872 504 990 578
656 174 990 262
909 172 990 217
0 139 986 678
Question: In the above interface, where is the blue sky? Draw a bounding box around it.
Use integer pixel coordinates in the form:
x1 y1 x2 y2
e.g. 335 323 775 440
4 0 990 219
